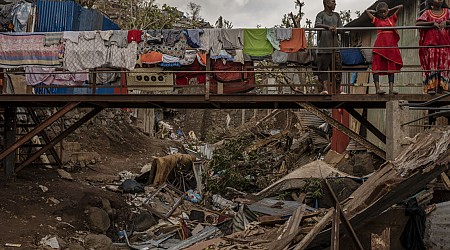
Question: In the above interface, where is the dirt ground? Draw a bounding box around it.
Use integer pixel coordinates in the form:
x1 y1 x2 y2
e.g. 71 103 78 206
0 116 176 249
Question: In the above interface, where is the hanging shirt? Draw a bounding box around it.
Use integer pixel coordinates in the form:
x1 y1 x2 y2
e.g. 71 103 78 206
106 30 128 48
276 28 292 41
64 33 108 72
243 29 274 56
266 28 280 50
200 29 222 56
63 31 81 43
184 29 204 48
280 28 307 53
221 29 244 49
128 30 142 43
107 42 138 70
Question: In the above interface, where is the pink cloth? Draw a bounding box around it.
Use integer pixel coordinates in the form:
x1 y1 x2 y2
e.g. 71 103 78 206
25 67 88 86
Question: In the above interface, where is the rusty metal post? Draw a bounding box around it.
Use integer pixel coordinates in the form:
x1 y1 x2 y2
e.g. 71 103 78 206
205 54 211 100
15 107 103 173
331 35 336 94
3 107 17 179
0 102 80 162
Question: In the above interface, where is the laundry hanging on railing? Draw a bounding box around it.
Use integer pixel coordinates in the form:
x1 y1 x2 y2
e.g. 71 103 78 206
0 27 374 73
0 33 61 67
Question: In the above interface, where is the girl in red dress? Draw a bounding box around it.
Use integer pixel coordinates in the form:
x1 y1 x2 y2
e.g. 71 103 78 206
416 0 450 94
366 3 404 95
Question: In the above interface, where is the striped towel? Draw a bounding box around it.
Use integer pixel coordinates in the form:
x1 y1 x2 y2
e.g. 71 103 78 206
0 33 61 67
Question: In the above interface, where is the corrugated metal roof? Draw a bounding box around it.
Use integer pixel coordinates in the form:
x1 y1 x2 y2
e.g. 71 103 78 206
35 0 119 32
294 110 330 148
36 0 80 32
102 16 120 30
425 200 450 249
78 8 102 31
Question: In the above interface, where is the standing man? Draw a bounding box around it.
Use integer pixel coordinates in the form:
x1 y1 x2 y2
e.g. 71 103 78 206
315 0 343 94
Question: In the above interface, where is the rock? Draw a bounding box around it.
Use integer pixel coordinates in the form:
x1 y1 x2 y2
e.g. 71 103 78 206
87 207 110 233
84 234 115 250
133 212 157 232
101 198 115 218
57 169 74 180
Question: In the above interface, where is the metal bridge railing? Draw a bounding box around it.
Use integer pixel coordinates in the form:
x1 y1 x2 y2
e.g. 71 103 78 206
0 26 448 96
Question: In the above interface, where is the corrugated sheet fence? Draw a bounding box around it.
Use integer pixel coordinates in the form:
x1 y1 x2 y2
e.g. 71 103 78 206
35 0 120 32
36 0 80 32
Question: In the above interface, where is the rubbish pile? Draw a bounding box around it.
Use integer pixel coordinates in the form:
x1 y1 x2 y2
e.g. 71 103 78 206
33 108 450 250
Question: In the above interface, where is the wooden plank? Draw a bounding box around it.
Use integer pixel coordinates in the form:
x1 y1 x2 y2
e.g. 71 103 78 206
325 179 364 250
293 209 333 250
331 205 340 250
371 228 390 250
257 215 288 226
268 205 306 250
440 172 450 190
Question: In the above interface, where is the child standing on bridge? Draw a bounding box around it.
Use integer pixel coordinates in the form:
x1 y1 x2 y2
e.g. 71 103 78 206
366 3 404 95
416 0 450 94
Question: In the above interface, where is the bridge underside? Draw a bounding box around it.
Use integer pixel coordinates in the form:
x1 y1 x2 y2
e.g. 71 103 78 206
1 93 449 179
2 94 450 109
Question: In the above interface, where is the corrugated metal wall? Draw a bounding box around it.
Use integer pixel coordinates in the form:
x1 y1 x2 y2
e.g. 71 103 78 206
35 0 120 32
36 0 80 32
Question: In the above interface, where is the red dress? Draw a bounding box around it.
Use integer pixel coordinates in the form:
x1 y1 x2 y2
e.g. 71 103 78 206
372 14 403 75
417 8 450 93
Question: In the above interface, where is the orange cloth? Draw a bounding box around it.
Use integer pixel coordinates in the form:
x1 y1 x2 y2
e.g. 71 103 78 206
197 52 207 66
140 51 163 64
280 28 307 53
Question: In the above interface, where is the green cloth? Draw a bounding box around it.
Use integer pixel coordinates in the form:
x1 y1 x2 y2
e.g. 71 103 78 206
243 29 274 56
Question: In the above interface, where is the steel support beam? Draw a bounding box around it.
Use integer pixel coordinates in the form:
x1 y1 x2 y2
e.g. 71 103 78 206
0 102 80 162
3 107 17 179
27 107 63 167
297 102 386 159
15 107 103 173
345 108 386 143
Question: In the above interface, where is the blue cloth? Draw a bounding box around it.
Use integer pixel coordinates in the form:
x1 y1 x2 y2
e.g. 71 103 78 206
341 48 365 65
183 29 203 48
351 72 358 85
210 50 234 61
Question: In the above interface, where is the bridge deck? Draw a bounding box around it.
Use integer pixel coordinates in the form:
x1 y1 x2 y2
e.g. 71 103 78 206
1 94 449 109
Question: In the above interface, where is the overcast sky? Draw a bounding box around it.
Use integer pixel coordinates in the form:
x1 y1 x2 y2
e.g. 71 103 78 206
155 0 374 28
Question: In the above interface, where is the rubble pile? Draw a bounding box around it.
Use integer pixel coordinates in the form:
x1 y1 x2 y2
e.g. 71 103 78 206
7 107 449 250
